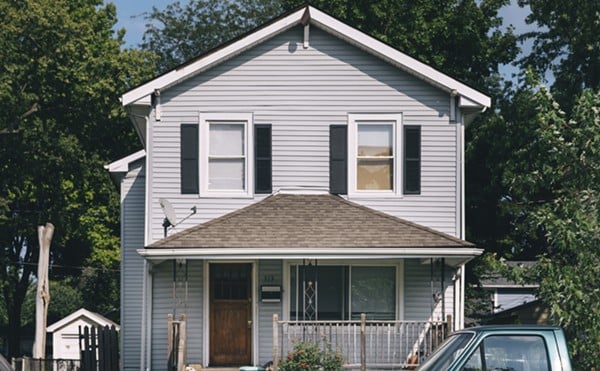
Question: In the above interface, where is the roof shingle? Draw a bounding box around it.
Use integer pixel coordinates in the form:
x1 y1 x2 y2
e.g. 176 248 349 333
149 193 473 249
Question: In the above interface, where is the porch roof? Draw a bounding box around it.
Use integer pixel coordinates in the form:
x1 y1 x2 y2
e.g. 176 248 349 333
143 193 481 264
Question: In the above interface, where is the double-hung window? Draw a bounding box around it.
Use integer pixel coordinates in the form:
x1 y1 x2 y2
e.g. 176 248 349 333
200 113 253 197
348 113 403 196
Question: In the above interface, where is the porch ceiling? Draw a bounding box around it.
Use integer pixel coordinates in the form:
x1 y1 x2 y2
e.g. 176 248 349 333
145 194 480 264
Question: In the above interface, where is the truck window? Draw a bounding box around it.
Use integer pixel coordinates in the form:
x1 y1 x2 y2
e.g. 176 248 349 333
418 333 474 370
461 335 550 371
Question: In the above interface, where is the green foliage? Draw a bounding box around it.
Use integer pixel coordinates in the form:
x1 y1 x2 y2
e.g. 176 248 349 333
469 78 600 368
142 0 283 72
21 279 84 328
519 87 600 369
0 0 155 357
279 341 345 371
518 0 600 110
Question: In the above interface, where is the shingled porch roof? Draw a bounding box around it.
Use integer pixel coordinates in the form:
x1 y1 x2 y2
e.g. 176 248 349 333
142 193 481 264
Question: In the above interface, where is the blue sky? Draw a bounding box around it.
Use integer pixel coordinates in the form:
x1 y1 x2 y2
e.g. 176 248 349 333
111 0 535 81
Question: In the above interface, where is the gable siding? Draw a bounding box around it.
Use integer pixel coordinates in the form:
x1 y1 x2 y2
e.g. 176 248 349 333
120 163 145 370
148 25 457 243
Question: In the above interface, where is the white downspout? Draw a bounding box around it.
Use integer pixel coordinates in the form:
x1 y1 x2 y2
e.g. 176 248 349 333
141 260 153 371
147 262 153 371
140 260 147 371
451 95 467 331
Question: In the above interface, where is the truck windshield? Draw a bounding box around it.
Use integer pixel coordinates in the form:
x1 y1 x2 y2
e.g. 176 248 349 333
417 333 474 371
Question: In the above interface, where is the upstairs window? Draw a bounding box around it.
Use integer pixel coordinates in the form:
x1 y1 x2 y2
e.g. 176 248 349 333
357 122 394 190
200 113 253 197
181 116 271 196
348 113 403 196
209 122 246 190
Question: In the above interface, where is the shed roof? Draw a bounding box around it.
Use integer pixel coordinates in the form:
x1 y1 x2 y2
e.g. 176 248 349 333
46 308 119 333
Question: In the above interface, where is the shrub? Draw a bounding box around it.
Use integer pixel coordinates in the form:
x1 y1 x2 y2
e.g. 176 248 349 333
279 340 344 370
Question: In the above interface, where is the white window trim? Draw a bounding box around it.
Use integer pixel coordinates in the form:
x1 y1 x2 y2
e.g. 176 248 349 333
199 112 254 198
348 113 403 197
282 260 404 321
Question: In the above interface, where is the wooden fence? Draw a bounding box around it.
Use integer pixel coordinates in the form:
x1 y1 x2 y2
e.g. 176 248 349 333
79 325 119 371
273 314 451 370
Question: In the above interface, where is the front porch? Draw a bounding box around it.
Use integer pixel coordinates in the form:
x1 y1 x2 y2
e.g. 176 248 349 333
142 194 479 370
272 315 451 370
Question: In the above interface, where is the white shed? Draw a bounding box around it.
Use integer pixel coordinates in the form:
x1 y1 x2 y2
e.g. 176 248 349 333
46 308 119 360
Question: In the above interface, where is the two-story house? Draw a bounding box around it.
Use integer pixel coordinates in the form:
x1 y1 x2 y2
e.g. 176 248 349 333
107 5 489 370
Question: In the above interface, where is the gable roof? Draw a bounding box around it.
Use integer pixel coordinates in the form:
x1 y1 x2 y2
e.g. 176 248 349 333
481 261 539 289
121 6 490 109
46 308 119 333
142 193 482 265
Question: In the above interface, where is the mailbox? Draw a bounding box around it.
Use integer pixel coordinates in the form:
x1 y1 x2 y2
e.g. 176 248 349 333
260 285 281 303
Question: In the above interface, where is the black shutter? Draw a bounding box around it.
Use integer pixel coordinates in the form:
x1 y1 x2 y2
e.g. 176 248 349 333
330 125 347 194
404 125 421 194
181 124 199 194
254 124 272 194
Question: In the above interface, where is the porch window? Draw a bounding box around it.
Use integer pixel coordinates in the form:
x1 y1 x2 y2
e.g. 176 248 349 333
289 265 396 320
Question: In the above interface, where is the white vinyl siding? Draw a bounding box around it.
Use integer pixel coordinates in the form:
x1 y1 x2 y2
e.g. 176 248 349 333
494 288 537 313
403 259 455 322
151 260 204 369
147 26 457 244
120 163 145 371
257 260 283 365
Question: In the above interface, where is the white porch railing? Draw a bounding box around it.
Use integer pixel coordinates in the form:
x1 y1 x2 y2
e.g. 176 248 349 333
272 314 451 370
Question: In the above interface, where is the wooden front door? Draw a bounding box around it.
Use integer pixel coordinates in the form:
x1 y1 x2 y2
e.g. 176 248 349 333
209 263 252 366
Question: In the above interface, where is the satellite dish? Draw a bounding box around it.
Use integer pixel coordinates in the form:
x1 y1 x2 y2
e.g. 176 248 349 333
159 198 197 237
159 198 177 227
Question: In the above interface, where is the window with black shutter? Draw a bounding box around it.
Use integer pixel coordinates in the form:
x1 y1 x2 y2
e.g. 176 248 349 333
403 126 421 194
181 124 199 194
330 125 348 194
254 124 272 194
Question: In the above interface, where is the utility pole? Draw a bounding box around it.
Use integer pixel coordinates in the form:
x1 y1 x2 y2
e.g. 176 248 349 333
33 223 54 359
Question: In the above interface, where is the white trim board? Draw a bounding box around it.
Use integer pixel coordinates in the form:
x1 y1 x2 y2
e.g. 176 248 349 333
137 247 483 268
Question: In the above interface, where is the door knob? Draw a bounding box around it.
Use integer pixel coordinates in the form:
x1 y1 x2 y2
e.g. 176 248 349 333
247 320 252 328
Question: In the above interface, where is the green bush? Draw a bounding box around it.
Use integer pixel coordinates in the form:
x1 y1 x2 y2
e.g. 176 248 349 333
279 340 344 370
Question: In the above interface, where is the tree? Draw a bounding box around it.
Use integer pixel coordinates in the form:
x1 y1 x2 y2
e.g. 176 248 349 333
142 0 283 72
465 2 600 342
21 279 84 331
0 0 155 357
502 82 599 368
517 0 600 110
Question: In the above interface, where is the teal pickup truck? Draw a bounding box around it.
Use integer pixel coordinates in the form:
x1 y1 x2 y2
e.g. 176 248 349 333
418 325 572 371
